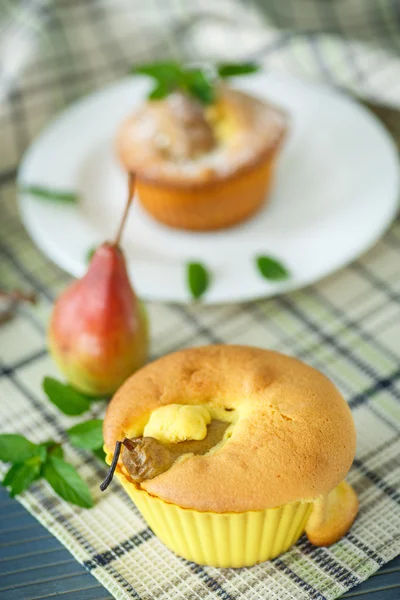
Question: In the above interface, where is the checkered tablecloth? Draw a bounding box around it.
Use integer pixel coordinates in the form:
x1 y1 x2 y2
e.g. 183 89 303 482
1 1 400 599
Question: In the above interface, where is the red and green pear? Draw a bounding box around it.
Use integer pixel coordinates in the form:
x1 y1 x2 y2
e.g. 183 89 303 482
48 243 148 396
48 175 148 396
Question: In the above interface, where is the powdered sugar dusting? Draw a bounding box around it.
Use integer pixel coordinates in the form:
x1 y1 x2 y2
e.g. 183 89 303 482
117 88 288 184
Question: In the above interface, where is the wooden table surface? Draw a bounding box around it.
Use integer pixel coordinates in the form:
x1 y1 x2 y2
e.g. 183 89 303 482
1 486 399 600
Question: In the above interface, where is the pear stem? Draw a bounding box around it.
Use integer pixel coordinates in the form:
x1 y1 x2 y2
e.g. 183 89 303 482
100 441 122 491
114 172 136 247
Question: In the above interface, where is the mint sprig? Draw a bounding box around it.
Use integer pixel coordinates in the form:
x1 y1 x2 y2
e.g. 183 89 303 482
0 433 94 507
0 375 107 505
43 376 105 461
132 61 259 104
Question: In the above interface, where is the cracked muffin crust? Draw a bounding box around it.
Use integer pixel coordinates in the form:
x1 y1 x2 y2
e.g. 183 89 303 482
104 345 356 513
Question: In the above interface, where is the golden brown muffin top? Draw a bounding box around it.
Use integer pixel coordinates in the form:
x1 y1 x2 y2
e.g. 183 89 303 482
116 87 287 185
104 346 356 513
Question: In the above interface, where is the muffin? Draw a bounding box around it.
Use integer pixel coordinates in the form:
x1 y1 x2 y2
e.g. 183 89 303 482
103 345 358 567
116 87 287 231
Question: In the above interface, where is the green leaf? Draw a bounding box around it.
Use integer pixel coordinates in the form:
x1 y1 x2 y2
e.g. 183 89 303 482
50 445 64 459
133 61 215 104
148 82 170 100
36 444 48 462
2 464 23 487
187 262 210 300
134 62 182 100
93 447 107 463
42 377 91 416
3 458 41 497
19 185 78 203
134 61 181 83
43 456 94 508
185 69 214 104
217 62 260 77
40 441 64 460
255 255 290 281
67 419 104 451
0 434 39 463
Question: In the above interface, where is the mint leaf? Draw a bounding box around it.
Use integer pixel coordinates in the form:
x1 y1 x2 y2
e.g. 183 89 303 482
256 256 290 281
40 441 64 460
148 82 170 100
50 445 64 459
133 61 214 104
133 61 259 104
36 444 48 463
67 419 104 451
43 377 91 416
134 62 182 100
134 61 181 83
218 62 259 77
0 434 39 463
43 456 94 508
2 464 23 487
20 185 78 203
185 69 214 104
187 262 210 300
93 447 107 463
3 457 41 497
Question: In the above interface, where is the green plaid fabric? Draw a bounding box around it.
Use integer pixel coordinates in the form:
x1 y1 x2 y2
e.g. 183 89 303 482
1 1 400 599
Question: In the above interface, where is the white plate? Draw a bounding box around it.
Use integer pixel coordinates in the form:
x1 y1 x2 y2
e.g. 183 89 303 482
18 73 399 304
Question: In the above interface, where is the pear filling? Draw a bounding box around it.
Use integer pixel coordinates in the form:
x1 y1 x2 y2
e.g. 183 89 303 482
122 419 229 482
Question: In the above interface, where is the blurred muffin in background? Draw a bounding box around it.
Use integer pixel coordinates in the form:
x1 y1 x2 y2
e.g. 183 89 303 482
116 64 288 231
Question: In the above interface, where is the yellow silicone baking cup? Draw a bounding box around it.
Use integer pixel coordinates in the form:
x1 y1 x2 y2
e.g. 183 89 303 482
116 471 312 568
